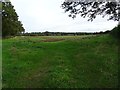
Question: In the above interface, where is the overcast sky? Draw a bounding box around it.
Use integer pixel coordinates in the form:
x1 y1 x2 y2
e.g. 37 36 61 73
11 0 118 32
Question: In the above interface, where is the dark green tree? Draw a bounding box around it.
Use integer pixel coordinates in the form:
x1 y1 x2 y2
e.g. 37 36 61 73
2 0 25 37
110 24 120 39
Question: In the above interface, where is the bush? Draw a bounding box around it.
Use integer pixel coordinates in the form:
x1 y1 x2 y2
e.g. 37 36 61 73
110 25 120 40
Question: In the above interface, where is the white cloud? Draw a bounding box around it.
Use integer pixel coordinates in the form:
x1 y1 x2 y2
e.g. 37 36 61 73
11 0 118 32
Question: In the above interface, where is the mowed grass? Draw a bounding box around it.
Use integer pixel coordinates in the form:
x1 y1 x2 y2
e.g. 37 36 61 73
2 34 118 88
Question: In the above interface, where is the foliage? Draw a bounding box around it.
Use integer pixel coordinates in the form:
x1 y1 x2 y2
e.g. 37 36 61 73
110 24 120 39
2 1 25 38
61 0 120 40
22 31 110 36
61 1 120 21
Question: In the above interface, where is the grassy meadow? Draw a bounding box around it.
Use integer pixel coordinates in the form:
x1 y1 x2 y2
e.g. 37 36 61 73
2 34 118 88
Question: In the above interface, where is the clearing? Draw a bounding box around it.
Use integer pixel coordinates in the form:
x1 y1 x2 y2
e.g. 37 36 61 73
2 34 118 88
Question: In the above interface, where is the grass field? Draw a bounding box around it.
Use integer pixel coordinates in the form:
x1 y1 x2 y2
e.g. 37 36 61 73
2 34 118 88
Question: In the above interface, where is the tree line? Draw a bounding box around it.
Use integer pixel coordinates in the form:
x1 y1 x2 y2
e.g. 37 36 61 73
21 30 111 36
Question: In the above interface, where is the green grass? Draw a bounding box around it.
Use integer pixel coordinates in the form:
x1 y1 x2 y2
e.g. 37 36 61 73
2 34 118 88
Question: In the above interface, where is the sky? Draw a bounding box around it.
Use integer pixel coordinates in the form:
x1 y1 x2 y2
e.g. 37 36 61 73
11 0 118 33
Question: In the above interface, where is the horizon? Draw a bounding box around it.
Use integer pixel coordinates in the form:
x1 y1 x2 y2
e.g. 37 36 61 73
24 30 111 33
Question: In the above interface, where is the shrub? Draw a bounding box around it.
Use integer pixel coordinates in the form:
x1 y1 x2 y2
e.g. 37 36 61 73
110 25 120 40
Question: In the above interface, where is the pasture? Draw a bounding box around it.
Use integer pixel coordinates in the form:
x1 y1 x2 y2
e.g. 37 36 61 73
2 34 118 88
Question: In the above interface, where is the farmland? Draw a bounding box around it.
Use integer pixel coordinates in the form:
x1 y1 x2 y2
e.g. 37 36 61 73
2 34 118 88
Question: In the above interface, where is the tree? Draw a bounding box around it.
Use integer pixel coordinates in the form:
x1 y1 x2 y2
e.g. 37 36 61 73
110 24 120 39
2 0 25 37
44 31 50 36
61 0 120 21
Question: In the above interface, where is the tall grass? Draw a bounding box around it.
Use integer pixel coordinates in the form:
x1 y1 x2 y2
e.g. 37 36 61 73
2 34 118 88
